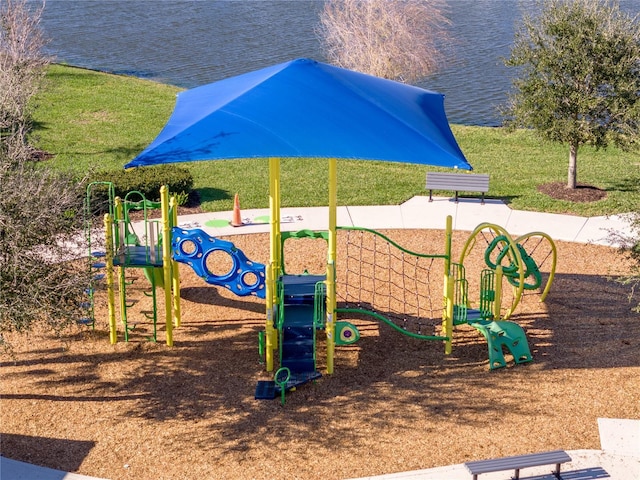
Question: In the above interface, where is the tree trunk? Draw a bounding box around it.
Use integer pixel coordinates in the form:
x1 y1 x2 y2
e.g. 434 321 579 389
567 143 578 189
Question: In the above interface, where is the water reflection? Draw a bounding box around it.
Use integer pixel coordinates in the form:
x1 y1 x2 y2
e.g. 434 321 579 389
37 0 637 126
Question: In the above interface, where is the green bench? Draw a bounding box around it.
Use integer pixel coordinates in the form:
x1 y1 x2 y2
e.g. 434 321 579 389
464 450 572 480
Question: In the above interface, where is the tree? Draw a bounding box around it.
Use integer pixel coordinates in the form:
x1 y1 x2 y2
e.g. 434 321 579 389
317 0 450 83
0 0 90 346
0 0 49 163
503 0 640 190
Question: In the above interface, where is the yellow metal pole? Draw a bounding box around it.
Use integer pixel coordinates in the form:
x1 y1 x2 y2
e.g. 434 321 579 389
268 158 277 297
170 194 181 328
326 158 337 374
271 157 282 275
160 185 173 347
443 215 454 355
114 197 128 337
265 263 275 371
494 265 503 320
273 157 281 354
114 196 123 249
104 213 117 344
444 215 452 273
266 157 281 371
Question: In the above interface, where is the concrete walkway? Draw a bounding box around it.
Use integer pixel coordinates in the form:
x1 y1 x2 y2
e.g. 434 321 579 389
0 457 107 480
169 196 634 247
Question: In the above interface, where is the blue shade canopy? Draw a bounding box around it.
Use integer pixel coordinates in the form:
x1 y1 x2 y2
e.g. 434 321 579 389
125 58 471 170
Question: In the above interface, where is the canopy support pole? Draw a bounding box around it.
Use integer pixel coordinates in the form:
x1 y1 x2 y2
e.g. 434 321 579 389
266 157 281 372
160 185 174 347
326 158 337 374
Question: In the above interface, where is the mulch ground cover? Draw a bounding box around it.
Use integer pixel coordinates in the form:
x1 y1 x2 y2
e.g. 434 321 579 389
2 230 638 480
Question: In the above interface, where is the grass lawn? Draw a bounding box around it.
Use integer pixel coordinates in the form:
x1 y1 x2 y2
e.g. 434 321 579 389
33 64 640 216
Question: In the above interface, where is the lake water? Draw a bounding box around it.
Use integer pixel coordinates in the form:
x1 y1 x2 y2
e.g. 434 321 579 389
38 0 637 126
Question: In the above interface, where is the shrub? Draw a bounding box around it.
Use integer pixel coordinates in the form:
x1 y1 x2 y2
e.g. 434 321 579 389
86 165 194 210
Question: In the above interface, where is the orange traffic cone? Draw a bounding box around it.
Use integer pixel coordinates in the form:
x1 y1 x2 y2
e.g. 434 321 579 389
231 193 243 227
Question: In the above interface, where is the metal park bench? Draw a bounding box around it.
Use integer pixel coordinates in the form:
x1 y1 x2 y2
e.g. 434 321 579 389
426 171 490 204
464 450 572 480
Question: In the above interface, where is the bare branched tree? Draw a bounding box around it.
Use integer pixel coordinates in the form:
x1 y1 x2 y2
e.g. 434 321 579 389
0 0 49 165
317 0 450 83
0 0 90 346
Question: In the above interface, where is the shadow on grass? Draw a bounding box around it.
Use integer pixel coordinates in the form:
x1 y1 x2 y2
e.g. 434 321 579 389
196 186 232 203
608 175 640 194
490 194 520 206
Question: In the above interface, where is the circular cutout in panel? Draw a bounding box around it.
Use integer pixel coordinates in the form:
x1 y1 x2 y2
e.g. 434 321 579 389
241 271 259 288
179 239 199 258
204 249 236 279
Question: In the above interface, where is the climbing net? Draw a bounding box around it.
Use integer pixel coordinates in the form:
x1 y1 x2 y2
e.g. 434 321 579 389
336 228 448 339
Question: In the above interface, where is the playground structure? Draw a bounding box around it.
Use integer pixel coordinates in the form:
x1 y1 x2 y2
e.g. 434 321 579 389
254 154 557 401
84 183 269 346
336 220 557 370
85 181 557 402
114 57 519 401
452 222 557 369
84 183 181 345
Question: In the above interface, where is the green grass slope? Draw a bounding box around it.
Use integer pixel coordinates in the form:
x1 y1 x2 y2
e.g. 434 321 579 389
32 64 640 216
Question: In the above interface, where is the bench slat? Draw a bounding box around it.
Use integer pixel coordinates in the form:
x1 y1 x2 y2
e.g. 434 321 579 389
426 172 490 192
465 450 571 476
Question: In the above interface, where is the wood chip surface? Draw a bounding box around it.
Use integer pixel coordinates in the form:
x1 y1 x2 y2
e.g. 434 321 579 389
2 230 638 480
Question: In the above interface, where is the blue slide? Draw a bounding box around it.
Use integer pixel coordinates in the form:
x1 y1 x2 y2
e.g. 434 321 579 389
255 274 323 400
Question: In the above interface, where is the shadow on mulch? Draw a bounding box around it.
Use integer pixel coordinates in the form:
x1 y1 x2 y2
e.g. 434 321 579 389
529 271 639 370
179 286 264 313
1 434 95 473
1 231 638 480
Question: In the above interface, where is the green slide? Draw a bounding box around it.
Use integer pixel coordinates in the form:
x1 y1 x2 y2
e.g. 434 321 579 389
470 320 532 370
